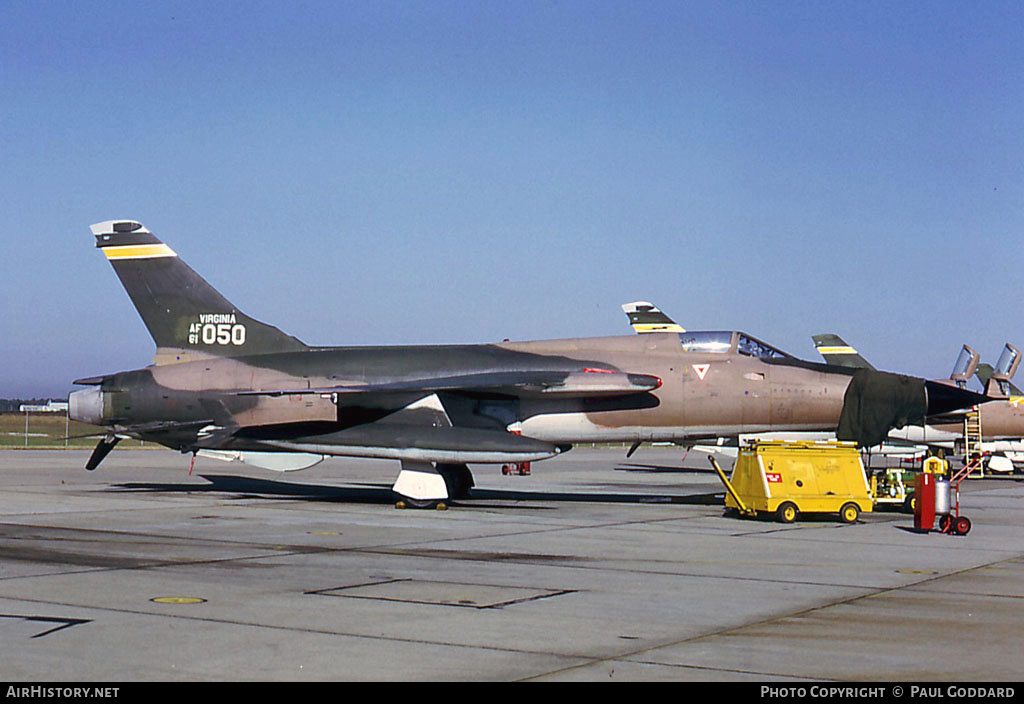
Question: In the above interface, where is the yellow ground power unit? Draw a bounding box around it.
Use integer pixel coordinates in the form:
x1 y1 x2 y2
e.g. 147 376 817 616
710 441 874 524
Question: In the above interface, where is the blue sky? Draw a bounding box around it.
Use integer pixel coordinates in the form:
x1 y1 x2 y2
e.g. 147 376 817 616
2 1 1022 397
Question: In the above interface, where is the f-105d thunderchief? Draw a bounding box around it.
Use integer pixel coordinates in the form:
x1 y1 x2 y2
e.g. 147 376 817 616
70 221 986 506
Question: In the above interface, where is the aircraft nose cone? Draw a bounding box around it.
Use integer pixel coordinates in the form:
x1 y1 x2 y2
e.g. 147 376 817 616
69 388 103 425
924 380 991 417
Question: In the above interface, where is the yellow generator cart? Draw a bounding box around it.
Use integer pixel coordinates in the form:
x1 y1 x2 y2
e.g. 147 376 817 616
711 441 873 524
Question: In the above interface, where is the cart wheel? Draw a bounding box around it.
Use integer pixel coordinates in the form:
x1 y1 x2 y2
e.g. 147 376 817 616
777 502 799 524
954 516 972 536
903 494 916 514
839 502 860 524
938 515 952 533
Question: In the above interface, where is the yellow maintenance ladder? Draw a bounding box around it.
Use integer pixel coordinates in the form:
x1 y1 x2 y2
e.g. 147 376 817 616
963 406 984 477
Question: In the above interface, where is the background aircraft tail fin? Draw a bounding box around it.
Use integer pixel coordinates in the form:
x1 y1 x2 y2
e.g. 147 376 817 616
621 301 685 333
975 364 1006 397
975 344 1023 397
812 334 875 370
91 220 308 363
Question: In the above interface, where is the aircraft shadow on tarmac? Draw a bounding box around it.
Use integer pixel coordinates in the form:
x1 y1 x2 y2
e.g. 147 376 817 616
108 474 724 508
109 475 396 505
614 462 720 474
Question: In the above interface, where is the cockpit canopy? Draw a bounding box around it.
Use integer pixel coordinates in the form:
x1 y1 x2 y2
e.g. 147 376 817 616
678 331 793 360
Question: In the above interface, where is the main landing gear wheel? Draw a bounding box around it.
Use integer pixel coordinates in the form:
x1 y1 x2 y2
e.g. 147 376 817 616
839 502 860 524
777 502 799 524
395 498 448 511
392 460 454 509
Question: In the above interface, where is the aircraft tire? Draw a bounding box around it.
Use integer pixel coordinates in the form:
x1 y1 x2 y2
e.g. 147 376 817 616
396 497 443 510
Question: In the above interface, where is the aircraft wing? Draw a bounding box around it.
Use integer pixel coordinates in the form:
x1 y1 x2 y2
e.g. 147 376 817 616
234 368 662 399
223 368 661 464
208 391 570 465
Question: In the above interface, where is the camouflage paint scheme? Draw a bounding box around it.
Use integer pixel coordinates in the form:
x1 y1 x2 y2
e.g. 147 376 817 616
69 221 985 502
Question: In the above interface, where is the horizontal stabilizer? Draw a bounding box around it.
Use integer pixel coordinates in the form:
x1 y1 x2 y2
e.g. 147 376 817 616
85 433 120 470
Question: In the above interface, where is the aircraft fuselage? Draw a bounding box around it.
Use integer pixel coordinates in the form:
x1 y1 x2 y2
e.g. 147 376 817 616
72 333 856 454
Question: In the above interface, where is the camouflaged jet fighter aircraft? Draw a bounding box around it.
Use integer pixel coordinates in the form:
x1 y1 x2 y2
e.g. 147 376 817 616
69 221 988 506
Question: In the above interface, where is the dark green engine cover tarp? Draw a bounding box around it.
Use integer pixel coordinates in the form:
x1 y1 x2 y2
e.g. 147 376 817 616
836 369 927 448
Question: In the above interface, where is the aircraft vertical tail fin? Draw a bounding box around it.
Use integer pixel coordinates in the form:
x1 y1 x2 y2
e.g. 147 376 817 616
812 334 875 370
621 301 685 333
91 220 308 364
975 364 1004 397
976 344 1022 397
